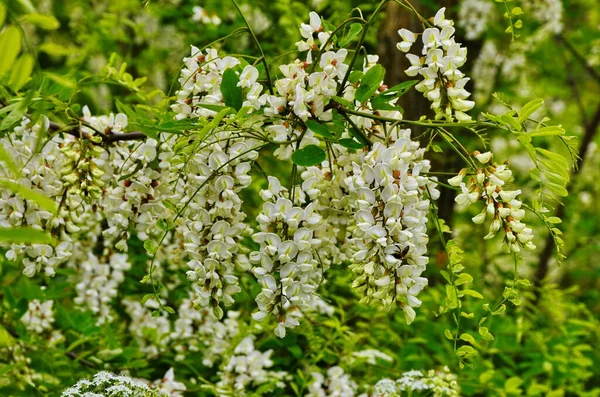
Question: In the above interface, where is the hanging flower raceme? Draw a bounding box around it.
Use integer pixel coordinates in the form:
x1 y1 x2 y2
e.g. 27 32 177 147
398 8 475 121
305 366 358 397
450 151 535 253
1 117 81 277
171 125 260 318
20 299 55 334
216 336 289 396
343 137 439 324
250 176 324 338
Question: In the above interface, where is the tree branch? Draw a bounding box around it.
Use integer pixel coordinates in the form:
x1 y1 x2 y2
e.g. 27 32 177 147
65 351 97 369
556 34 600 83
48 121 146 143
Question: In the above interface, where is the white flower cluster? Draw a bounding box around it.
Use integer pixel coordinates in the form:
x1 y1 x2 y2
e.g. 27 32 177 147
20 299 55 334
122 292 289 394
216 336 289 396
306 366 358 397
88 107 174 253
250 177 324 338
175 127 259 316
458 0 493 40
0 117 78 277
62 369 184 397
372 366 459 397
191 6 221 25
398 8 475 121
171 46 242 119
345 139 439 324
61 371 160 397
450 151 535 252
523 0 564 36
351 349 393 365
296 11 333 63
123 298 172 358
171 296 240 365
102 144 172 252
471 41 501 104
74 253 131 324
152 368 186 397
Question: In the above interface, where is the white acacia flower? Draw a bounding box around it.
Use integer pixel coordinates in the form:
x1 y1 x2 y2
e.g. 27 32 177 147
397 28 416 52
238 65 259 89
434 7 453 28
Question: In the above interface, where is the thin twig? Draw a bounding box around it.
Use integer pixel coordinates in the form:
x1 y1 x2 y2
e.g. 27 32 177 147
66 351 97 368
556 34 600 83
48 121 146 143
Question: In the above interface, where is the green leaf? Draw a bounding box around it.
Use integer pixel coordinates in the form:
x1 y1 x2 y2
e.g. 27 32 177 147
291 145 326 166
444 329 454 340
220 68 243 111
478 326 494 341
505 377 523 393
337 138 365 150
491 304 506 315
545 181 568 197
383 80 419 96
38 42 72 57
0 26 22 77
339 23 363 47
0 179 57 213
456 345 478 359
511 7 524 15
143 239 157 254
517 98 543 125
0 146 20 178
8 54 34 91
306 120 333 139
536 148 569 168
0 227 54 244
446 284 458 307
459 333 476 345
21 13 60 30
44 71 77 89
0 101 29 132
349 127 370 146
454 273 473 286
163 306 175 314
462 289 484 299
355 64 385 103
546 217 562 224
0 324 15 347
371 93 402 111
348 71 363 84
529 125 565 137
141 294 154 304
